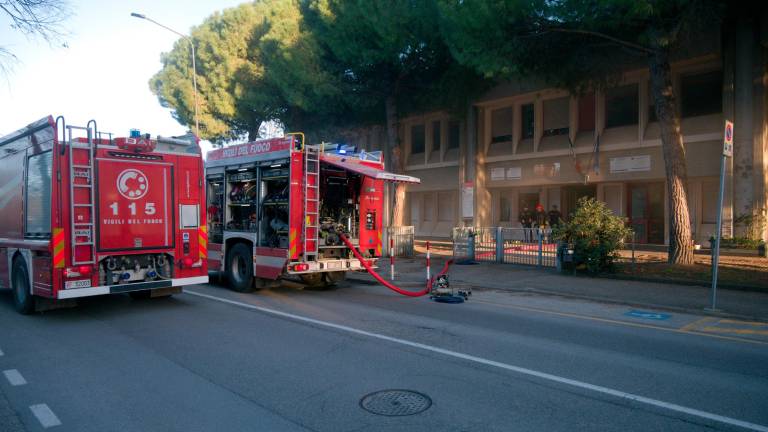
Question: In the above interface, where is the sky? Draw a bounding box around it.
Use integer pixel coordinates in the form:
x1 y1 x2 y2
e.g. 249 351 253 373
0 0 246 154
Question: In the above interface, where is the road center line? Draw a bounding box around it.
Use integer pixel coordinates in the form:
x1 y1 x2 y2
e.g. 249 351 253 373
186 289 768 432
3 369 27 386
30 404 62 428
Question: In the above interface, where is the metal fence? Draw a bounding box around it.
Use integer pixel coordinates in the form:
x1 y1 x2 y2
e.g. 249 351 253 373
452 227 557 267
384 226 415 257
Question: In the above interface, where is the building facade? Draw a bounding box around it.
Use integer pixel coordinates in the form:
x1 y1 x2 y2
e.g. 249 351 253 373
336 16 768 245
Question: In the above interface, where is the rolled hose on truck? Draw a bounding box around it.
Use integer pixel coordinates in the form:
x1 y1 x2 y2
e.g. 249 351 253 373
339 233 453 297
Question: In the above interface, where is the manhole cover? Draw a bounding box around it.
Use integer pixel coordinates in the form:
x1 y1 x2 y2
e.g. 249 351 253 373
360 389 432 416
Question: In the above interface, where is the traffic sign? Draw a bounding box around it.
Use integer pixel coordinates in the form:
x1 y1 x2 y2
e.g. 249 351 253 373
723 120 733 157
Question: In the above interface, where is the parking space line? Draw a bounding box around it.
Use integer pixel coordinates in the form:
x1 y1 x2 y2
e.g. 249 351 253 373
186 290 768 432
679 317 715 332
30 404 62 428
3 369 27 386
702 326 768 336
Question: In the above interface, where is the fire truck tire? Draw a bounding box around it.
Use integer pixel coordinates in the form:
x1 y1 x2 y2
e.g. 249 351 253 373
227 243 255 293
323 271 346 286
299 273 326 288
11 257 35 314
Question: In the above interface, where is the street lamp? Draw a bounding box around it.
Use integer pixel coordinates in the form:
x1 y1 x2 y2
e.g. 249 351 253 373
131 12 200 137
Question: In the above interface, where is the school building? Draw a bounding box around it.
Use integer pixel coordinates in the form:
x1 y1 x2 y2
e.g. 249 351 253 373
332 14 768 245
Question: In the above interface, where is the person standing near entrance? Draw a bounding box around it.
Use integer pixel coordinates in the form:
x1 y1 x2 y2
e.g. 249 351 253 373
548 204 562 228
535 203 546 227
519 205 533 241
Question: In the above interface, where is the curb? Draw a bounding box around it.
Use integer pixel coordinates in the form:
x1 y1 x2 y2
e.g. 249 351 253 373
594 272 768 293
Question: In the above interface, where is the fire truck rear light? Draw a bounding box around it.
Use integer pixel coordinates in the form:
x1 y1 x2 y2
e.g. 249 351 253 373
64 268 80 278
292 263 309 272
77 265 92 276
182 257 194 267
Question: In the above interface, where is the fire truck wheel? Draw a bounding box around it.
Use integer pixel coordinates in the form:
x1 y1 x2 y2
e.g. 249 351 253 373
299 273 327 288
227 243 255 293
323 271 346 286
12 257 35 314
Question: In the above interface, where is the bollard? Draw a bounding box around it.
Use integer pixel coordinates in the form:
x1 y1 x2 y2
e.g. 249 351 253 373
426 240 431 281
537 229 543 267
390 237 395 281
496 227 504 263
467 230 476 262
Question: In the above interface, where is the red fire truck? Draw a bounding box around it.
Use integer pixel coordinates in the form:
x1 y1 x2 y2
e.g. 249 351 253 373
205 135 419 291
0 116 208 313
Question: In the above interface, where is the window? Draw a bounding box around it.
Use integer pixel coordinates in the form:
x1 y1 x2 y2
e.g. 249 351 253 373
423 194 434 222
499 195 511 222
448 121 460 149
25 151 53 238
543 97 569 137
491 107 513 143
437 192 454 222
578 93 595 131
431 121 441 151
521 103 534 139
180 204 200 229
681 71 722 117
647 85 657 123
701 181 719 224
411 124 425 154
605 84 638 128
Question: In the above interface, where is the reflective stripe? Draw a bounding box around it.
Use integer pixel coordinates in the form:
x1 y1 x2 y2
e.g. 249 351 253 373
376 230 382 255
198 226 208 259
52 228 65 268
289 228 298 259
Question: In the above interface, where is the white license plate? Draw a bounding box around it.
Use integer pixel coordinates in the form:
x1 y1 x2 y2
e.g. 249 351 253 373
326 261 342 270
65 279 92 289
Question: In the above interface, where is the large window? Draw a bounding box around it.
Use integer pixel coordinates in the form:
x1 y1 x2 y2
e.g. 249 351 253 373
578 93 595 131
423 193 434 222
411 124 425 154
491 107 513 143
543 97 569 137
437 192 454 222
432 121 441 151
25 151 53 238
681 71 722 118
499 195 511 222
605 84 639 128
448 121 460 149
521 103 535 139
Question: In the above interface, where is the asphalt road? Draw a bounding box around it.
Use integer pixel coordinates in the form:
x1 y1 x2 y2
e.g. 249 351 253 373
0 278 766 432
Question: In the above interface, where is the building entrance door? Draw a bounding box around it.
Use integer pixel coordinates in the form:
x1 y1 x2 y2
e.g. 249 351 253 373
628 183 664 244
562 185 597 220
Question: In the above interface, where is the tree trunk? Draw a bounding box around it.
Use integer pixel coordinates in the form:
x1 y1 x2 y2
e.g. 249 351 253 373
385 94 406 226
648 48 694 264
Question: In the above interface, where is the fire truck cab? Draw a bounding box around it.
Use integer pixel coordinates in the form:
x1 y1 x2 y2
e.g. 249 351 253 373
205 136 418 291
0 116 208 313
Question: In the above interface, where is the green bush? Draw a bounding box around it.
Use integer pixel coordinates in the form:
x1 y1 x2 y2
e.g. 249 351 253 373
552 197 632 274
712 236 763 250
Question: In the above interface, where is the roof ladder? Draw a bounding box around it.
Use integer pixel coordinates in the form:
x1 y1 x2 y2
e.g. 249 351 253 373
67 125 97 266
303 146 320 261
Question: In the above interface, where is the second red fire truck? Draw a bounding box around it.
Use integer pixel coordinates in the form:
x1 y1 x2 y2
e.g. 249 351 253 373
0 116 208 313
205 136 419 291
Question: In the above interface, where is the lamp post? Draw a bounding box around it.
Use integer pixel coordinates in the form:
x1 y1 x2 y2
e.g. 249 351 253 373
131 12 200 137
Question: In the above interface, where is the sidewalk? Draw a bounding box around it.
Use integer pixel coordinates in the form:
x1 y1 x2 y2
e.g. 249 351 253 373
351 256 768 321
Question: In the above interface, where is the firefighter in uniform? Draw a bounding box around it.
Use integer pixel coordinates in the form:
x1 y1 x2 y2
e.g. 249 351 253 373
519 205 533 241
548 204 562 228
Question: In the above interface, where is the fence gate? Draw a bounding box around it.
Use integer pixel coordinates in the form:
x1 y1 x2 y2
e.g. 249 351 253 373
385 226 415 258
452 227 557 268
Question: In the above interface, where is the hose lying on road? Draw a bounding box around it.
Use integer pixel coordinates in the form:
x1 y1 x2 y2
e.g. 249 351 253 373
339 233 453 297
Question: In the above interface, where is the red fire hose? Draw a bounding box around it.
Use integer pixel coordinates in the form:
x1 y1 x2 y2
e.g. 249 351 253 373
339 234 452 297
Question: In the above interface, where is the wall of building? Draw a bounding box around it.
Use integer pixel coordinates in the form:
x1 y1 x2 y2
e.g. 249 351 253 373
323 16 768 243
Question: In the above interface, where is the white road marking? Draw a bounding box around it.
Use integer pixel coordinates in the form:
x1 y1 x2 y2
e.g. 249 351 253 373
3 369 27 386
30 404 62 428
187 290 768 432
